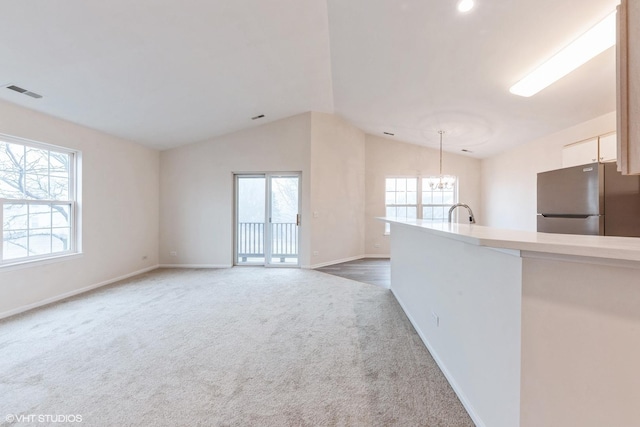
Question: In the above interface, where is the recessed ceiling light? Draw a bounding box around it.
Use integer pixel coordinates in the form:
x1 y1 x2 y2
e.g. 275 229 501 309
509 11 616 97
457 0 475 13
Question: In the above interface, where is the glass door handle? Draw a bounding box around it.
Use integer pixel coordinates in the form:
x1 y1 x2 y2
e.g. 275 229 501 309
296 214 301 226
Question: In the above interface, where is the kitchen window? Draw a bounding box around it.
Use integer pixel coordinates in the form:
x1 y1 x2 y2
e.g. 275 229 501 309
0 134 79 265
421 178 457 221
385 176 458 233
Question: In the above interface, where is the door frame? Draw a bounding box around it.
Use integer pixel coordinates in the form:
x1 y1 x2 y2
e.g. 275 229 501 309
233 174 266 266
233 172 301 267
265 172 301 268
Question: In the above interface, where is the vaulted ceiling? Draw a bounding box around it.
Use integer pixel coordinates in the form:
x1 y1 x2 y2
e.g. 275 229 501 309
0 0 619 157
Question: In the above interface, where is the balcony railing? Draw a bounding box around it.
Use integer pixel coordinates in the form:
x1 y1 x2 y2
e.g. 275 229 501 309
237 222 298 262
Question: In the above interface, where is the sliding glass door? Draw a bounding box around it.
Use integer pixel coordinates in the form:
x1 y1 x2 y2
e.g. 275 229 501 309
236 175 266 264
235 173 300 267
267 174 300 266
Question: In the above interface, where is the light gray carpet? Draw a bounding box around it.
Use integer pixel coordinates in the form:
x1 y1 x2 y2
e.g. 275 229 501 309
0 268 474 426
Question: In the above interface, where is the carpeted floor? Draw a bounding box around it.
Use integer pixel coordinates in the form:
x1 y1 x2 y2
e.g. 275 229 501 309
0 268 473 426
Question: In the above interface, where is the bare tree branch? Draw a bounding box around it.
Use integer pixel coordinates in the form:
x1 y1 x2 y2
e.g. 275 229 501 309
1 142 72 258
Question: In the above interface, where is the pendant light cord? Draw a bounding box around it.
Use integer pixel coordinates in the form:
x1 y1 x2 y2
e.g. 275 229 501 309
438 130 444 175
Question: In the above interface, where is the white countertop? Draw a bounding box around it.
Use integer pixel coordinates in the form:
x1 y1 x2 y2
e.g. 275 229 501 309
380 217 640 262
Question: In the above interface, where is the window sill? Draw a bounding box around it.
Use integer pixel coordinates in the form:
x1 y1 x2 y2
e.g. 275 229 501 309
0 252 83 272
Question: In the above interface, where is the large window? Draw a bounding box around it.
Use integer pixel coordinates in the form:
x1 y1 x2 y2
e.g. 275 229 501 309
0 135 78 265
385 177 418 222
385 176 457 233
421 179 457 221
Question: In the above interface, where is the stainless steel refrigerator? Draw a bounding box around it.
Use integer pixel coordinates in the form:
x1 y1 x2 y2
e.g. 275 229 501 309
537 162 640 236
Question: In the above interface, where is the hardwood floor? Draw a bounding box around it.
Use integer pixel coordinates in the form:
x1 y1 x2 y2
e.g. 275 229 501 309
316 258 390 288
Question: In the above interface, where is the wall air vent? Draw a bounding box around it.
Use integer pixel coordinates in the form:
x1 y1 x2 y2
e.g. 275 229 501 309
251 114 265 120
5 84 43 99
383 132 395 136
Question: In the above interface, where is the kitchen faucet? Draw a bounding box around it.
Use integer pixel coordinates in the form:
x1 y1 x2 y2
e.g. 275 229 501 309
448 203 476 224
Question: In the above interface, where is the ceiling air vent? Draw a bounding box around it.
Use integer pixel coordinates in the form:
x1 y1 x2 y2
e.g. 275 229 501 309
5 84 43 99
383 132 395 136
251 114 265 120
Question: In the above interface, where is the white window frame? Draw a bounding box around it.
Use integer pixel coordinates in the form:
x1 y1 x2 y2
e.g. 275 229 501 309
384 176 458 234
0 134 80 267
384 177 419 234
420 177 458 222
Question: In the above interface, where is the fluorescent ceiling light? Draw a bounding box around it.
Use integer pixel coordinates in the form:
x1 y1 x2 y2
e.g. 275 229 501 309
457 0 475 13
509 11 616 97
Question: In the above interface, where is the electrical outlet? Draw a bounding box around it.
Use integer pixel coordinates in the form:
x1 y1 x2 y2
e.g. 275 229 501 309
170 251 177 257
313 251 319 256
432 312 440 327
374 243 381 248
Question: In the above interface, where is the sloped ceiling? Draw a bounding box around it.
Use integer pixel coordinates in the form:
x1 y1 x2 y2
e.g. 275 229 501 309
0 0 620 157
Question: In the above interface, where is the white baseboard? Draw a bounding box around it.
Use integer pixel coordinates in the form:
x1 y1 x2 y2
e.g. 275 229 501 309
391 289 486 427
0 265 160 321
363 254 391 259
159 264 232 269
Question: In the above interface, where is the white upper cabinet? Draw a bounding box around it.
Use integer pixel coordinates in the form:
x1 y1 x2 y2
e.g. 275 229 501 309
562 138 599 168
562 133 618 168
617 0 640 174
598 133 617 163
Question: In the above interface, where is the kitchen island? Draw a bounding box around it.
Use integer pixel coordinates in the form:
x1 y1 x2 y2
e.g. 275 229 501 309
382 218 640 427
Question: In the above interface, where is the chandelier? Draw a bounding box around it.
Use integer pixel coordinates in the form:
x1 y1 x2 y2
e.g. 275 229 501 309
426 130 456 190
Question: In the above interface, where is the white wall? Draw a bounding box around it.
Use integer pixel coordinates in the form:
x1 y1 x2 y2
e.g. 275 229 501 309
481 111 616 231
159 112 369 269
309 112 365 267
159 113 312 267
365 135 482 256
0 100 160 317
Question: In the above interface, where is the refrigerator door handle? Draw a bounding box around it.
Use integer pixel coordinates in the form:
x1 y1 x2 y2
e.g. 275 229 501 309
540 214 591 219
537 214 603 235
